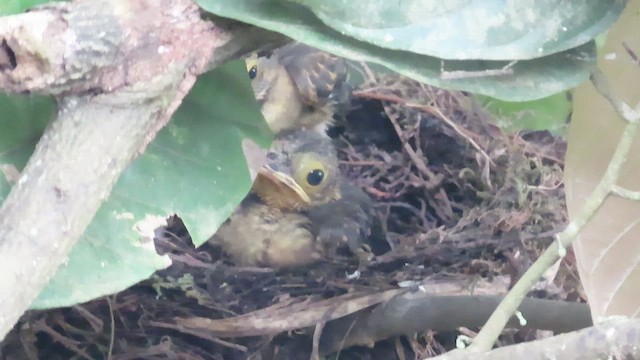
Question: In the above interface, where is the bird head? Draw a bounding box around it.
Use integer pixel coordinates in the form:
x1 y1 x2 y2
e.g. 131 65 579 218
252 129 341 210
245 43 349 108
245 52 284 105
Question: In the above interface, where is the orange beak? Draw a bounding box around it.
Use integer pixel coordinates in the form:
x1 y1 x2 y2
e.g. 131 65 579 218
252 165 311 210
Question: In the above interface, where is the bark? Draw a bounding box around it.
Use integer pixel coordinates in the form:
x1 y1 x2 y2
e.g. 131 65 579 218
319 293 592 354
0 0 284 340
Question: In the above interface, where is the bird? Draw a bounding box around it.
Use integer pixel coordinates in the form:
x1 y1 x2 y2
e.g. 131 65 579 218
210 129 385 269
245 43 351 135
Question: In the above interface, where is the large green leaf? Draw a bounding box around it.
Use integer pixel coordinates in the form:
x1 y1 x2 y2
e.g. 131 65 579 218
0 0 64 15
1 60 271 309
0 95 54 196
476 91 572 134
291 0 625 60
197 0 601 101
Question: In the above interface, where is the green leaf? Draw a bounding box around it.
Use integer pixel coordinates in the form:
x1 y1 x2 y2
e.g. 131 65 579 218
0 0 64 15
25 60 271 309
476 92 572 134
196 0 601 101
0 95 54 198
290 0 625 60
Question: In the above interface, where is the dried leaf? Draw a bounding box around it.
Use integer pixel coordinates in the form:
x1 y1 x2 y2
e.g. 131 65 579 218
565 0 640 319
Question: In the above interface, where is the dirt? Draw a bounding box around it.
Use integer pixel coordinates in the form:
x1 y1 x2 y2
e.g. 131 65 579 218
0 72 582 360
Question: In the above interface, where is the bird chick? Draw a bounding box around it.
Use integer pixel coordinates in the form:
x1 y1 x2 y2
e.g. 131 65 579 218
246 43 350 135
211 130 382 269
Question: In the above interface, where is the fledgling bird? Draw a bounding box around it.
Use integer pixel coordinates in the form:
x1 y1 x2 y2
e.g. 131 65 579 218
210 129 385 269
246 43 351 135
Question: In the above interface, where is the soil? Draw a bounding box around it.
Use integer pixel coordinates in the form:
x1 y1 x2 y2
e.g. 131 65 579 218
0 71 583 360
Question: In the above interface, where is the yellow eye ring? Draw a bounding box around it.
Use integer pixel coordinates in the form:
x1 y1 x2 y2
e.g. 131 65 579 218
293 155 328 196
245 56 258 79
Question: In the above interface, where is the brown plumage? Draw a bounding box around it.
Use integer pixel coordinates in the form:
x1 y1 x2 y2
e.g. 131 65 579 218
246 43 350 135
210 130 385 269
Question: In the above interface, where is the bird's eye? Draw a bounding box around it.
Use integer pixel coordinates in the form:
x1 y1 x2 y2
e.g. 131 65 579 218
248 65 258 80
293 155 329 196
306 169 325 186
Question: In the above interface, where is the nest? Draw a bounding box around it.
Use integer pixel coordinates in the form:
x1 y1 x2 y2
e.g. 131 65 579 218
0 71 582 360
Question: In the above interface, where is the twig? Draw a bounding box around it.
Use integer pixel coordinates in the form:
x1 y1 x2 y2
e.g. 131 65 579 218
440 61 517 80
107 296 115 360
622 42 640 66
457 68 640 353
311 307 334 360
72 305 104 332
148 321 248 351
353 91 440 117
384 107 443 188
353 90 495 167
611 185 640 200
428 104 495 167
434 318 640 360
359 61 377 84
335 317 358 360
590 69 640 123
31 319 94 360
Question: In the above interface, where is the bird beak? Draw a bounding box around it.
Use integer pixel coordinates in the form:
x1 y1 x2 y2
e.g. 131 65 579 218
253 165 311 209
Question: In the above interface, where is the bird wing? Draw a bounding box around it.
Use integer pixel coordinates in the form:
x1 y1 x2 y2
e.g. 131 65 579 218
305 182 388 258
277 43 349 107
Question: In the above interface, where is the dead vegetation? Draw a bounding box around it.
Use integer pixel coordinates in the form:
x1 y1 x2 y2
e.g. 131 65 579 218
0 72 584 360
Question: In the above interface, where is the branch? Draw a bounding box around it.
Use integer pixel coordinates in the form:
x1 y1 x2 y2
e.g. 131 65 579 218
434 318 640 360
0 0 284 340
611 185 640 200
318 293 591 355
0 2 286 95
171 289 590 356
